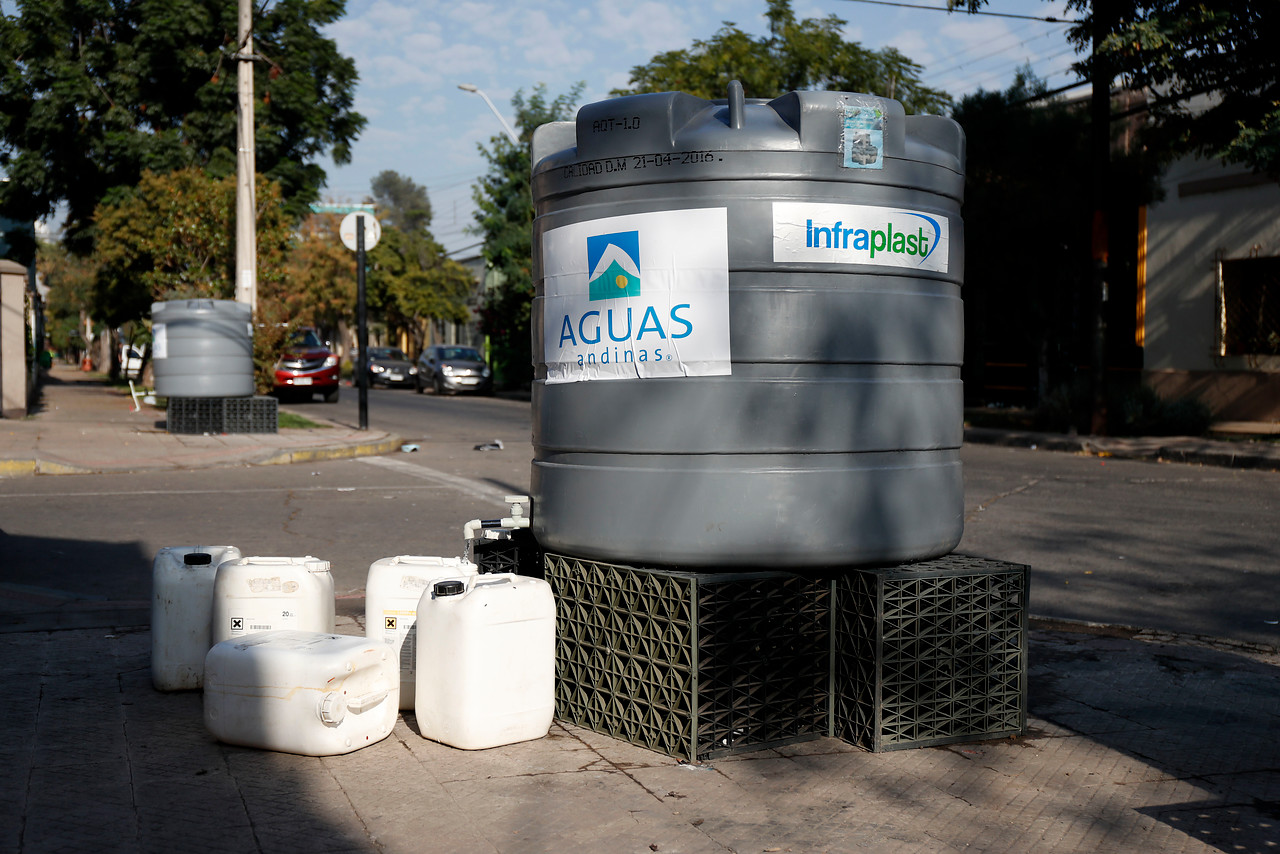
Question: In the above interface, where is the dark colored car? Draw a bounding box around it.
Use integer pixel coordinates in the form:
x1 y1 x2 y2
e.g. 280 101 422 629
365 346 417 388
273 329 340 403
415 345 493 395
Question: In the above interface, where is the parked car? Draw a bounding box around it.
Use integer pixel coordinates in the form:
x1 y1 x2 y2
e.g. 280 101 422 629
415 345 493 395
365 346 417 388
119 344 146 380
273 329 340 403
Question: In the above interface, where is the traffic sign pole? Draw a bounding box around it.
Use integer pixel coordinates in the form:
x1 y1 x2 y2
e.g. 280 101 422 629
340 211 379 432
356 215 368 430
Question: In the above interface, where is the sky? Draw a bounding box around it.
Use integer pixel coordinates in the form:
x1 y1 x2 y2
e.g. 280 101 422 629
318 0 1083 258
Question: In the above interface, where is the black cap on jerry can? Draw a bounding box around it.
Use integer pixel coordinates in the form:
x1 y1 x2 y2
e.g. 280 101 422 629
434 579 466 597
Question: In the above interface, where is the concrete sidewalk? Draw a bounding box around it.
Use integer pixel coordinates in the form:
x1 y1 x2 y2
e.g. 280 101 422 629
2 366 1278 852
0 364 400 476
3 365 1277 479
3 614 1276 854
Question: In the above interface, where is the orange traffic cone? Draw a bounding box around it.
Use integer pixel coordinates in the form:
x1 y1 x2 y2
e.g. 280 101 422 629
81 355 92 371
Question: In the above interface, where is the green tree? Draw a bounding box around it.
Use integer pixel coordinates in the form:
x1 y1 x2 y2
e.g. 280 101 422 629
1063 0 1280 176
952 0 1278 176
472 83 583 389
92 167 295 392
370 170 432 233
614 0 949 113
953 68 1160 418
282 211 357 340
0 0 364 258
367 225 475 358
36 242 98 358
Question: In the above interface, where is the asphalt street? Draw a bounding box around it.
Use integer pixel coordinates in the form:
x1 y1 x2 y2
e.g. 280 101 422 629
0 386 1276 648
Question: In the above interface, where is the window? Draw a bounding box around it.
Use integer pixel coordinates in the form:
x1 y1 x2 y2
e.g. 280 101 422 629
1218 255 1280 356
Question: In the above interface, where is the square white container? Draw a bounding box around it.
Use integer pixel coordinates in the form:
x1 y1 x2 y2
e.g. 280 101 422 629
210 555 334 645
365 555 479 710
415 572 555 749
150 545 241 691
203 630 398 756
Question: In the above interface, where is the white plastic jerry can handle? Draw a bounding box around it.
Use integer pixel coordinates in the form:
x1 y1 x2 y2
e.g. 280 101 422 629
317 681 392 725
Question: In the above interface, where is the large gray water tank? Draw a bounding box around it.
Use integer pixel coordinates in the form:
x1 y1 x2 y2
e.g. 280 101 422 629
529 84 965 568
152 300 254 398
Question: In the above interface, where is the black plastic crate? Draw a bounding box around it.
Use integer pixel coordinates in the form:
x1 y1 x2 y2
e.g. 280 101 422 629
546 554 829 761
831 555 1028 752
472 527 543 579
165 398 223 434
166 397 277 434
222 396 277 434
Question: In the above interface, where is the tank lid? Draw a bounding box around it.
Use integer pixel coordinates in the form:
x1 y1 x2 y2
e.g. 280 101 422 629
434 579 465 597
183 552 213 566
532 82 964 202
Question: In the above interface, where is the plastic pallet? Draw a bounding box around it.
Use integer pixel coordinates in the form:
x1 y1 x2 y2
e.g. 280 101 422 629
222 396 278 434
831 555 1028 752
167 396 278 434
545 554 829 761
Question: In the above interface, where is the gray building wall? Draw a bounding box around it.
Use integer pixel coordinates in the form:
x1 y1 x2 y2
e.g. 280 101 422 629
1143 155 1280 420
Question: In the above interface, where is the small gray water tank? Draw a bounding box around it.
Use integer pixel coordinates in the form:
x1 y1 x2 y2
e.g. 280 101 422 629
528 83 966 569
152 300 254 398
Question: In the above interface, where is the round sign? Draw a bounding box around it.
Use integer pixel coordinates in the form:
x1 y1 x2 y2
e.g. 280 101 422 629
339 212 381 251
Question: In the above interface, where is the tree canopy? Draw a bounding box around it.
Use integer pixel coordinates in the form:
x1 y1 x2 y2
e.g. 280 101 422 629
472 83 583 389
0 0 364 257
92 166 294 326
370 170 432 233
954 0 1278 175
366 171 475 357
1064 0 1279 176
613 0 950 113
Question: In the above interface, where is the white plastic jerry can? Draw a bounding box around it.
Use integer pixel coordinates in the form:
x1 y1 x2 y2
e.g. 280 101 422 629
210 556 335 645
150 545 242 691
203 630 398 756
365 555 480 710
415 572 556 750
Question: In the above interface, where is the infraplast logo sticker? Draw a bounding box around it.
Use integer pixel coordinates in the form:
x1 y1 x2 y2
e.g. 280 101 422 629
587 230 641 301
772 202 950 273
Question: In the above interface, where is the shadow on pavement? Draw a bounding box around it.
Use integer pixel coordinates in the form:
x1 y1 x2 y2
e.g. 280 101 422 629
1030 630 1280 854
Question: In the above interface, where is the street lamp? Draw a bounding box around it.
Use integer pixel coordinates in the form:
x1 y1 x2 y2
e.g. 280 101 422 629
458 83 521 146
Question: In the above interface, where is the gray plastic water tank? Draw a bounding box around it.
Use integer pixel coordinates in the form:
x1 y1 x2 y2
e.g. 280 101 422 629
152 300 254 398
529 83 965 568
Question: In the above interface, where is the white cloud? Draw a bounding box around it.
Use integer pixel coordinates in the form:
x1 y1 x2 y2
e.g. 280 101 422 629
591 2 696 55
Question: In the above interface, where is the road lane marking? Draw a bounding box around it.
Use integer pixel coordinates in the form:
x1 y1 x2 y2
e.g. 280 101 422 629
355 456 511 508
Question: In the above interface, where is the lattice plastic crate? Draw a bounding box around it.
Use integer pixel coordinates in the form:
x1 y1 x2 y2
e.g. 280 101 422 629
832 554 1028 752
222 396 278 434
166 397 277 434
546 554 829 761
472 527 542 579
166 397 223 434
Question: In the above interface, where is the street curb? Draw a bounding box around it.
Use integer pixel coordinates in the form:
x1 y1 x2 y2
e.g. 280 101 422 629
964 427 1280 471
1030 614 1280 659
0 436 402 476
0 460 36 477
257 435 404 466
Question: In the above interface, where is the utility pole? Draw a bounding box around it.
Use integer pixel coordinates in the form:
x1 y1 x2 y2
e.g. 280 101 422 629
235 0 257 312
1088 5 1113 436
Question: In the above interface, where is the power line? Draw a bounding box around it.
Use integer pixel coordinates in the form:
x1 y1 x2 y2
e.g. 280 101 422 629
944 44 1080 92
834 0 1078 23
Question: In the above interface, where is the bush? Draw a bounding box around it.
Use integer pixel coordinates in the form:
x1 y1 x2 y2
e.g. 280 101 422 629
1034 380 1212 436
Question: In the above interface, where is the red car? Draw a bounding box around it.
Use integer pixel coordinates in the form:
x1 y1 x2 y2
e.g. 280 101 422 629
273 329 340 403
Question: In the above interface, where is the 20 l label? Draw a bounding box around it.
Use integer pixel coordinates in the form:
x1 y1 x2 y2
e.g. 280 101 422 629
773 202 950 273
541 208 731 384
